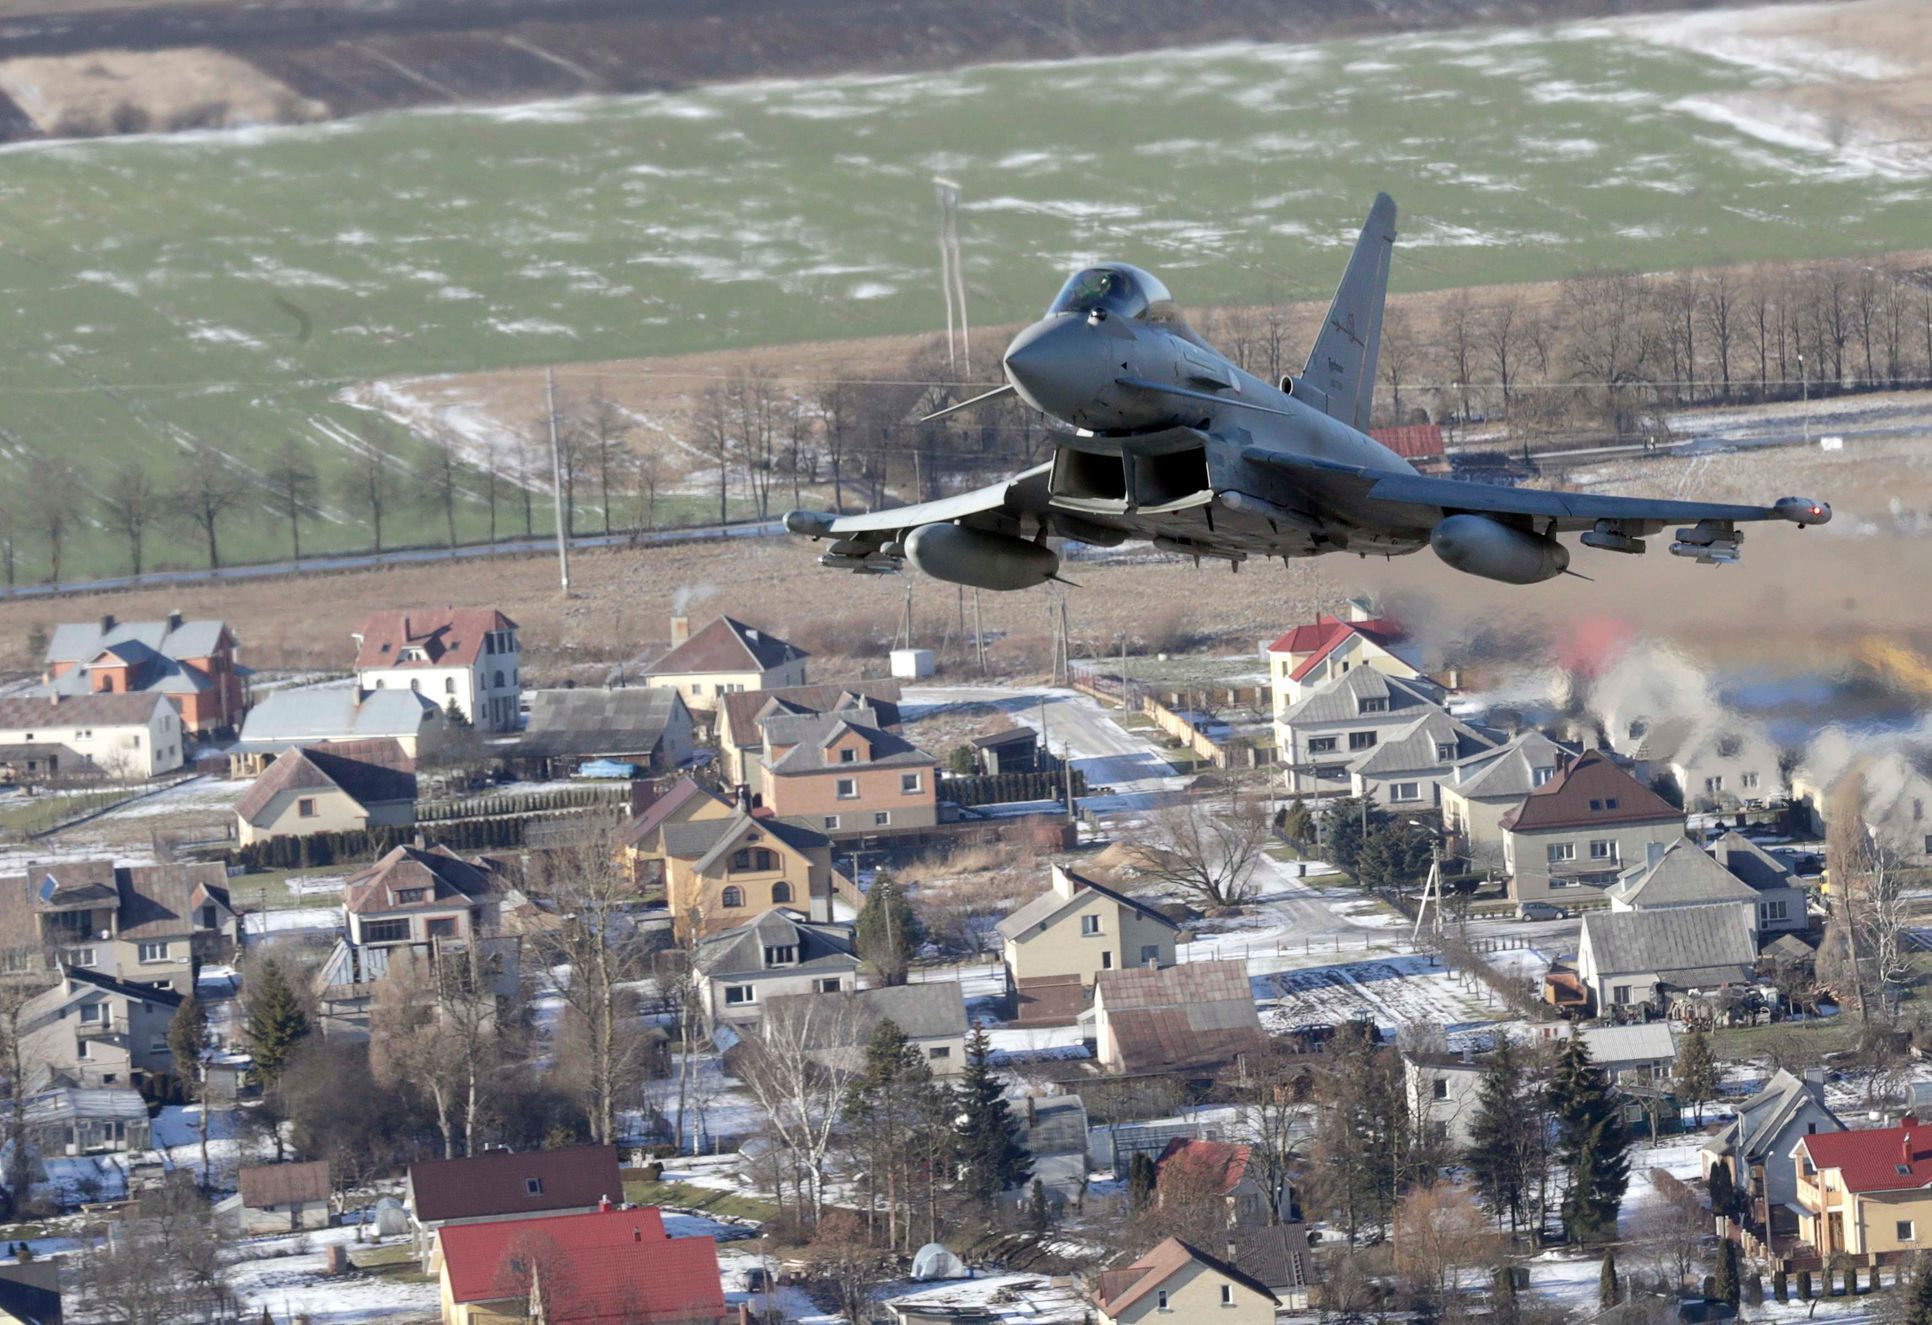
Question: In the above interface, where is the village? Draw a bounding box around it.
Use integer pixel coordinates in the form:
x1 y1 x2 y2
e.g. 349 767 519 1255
0 582 1926 1325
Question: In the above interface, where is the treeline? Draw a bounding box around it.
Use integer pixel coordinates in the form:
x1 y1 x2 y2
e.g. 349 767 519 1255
228 815 531 870
1199 257 1932 443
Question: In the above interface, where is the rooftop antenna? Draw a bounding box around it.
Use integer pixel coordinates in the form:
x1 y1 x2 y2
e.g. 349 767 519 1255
934 177 969 373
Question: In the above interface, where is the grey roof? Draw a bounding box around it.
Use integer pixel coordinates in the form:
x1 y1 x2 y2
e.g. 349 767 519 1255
773 981 968 1045
1711 832 1800 893
22 1084 149 1126
1231 1223 1315 1296
657 811 829 868
1717 1069 1843 1167
46 617 229 665
1280 667 1444 726
1017 1095 1088 1159
1445 731 1572 801
0 691 168 731
1580 903 1757 983
238 685 438 747
763 710 935 775
1349 708 1496 777
1605 838 1759 909
1629 714 1697 763
995 870 1179 942
1577 1022 1677 1065
513 687 687 760
235 745 418 825
695 910 857 979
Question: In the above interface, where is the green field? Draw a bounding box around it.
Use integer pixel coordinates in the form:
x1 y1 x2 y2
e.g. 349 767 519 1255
2 13 1926 580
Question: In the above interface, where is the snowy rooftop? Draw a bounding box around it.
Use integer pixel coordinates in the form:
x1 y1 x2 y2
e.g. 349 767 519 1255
882 1273 1089 1323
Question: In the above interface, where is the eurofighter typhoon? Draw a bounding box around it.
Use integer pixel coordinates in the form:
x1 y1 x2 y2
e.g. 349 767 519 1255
785 195 1829 589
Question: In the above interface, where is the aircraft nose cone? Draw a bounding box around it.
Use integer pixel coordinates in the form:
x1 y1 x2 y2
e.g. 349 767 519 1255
1003 315 1100 418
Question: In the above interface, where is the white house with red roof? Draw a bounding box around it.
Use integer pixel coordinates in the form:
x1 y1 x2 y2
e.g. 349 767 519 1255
352 609 520 732
434 1203 727 1325
1794 1117 1932 1265
1265 605 1430 766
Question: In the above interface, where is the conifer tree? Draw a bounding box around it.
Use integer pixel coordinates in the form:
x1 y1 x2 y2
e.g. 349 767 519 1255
854 872 922 987
954 1028 1029 1207
1906 1254 1932 1325
845 1018 943 1251
1128 1152 1157 1209
1466 1036 1538 1234
167 995 211 1186
1712 1237 1740 1307
1674 1027 1718 1124
1549 1035 1628 1244
244 957 312 1087
1599 1249 1621 1308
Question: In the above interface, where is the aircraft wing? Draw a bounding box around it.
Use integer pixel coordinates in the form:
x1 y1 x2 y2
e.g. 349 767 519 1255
1358 470 1829 533
806 463 1054 538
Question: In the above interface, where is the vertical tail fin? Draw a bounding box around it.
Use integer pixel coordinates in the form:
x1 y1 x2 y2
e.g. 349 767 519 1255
1298 193 1397 433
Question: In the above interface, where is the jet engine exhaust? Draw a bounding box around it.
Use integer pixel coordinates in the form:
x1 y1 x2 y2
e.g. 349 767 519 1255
1429 514 1569 585
904 523 1059 592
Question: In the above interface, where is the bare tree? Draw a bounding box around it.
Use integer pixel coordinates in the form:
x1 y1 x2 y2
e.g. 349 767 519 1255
263 440 320 563
737 992 867 1224
1379 308 1420 425
1135 777 1273 910
575 386 632 536
370 950 466 1158
627 434 664 534
694 381 736 525
1480 297 1522 418
1562 271 1653 437
73 1174 231 1324
26 451 82 583
735 367 781 519
0 959 47 1216
1702 268 1738 401
100 463 159 577
174 440 254 570
1394 1181 1505 1307
343 423 398 553
1823 769 1873 1024
423 433 464 550
817 380 852 512
1441 292 1478 422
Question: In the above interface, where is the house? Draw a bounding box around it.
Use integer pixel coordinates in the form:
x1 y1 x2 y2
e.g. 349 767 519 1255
234 743 417 845
1702 1067 1843 1240
0 742 84 787
13 1083 151 1157
1228 1223 1316 1311
1606 839 1761 917
20 965 184 1089
767 982 970 1077
1577 1023 1678 1082
0 859 238 995
234 685 449 769
996 867 1180 1019
692 910 859 1027
620 778 841 941
758 708 939 839
1012 1095 1090 1212
1575 903 1758 1014
1346 707 1496 810
1091 960 1266 1076
435 1203 726 1325
407 1144 624 1255
716 681 902 787
973 728 1041 775
343 845 502 957
1155 1138 1279 1228
352 608 521 732
1276 668 1447 796
646 615 810 716
1627 715 1782 811
1439 731 1573 861
1710 831 1811 934
1794 1118 1932 1266
1266 608 1424 719
507 687 695 778
0 1263 62 1325
883 1274 1088 1325
1499 750 1686 902
0 692 183 779
223 1160 332 1234
39 612 246 733
314 931 523 1036
1091 1237 1279 1325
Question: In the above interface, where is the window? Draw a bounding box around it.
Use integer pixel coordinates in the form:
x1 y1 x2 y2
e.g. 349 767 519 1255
721 886 745 909
1761 900 1788 922
836 778 858 800
397 888 426 904
763 945 797 966
1603 797 1618 810
524 1178 543 1196
1436 742 1457 762
493 670 505 688
1358 697 1388 714
771 881 793 905
1900 1219 1918 1242
839 748 858 764
1742 772 1760 790
1139 945 1162 964
816 978 842 993
1549 875 1572 888
1533 765 1555 786
1221 1285 1234 1306
723 985 756 1006
1589 840 1615 860
80 1002 105 1025
1348 731 1377 751
1081 915 1101 936
1705 776 1724 793
823 816 840 831
928 1046 950 1061
1158 1291 1169 1310
874 811 890 827
67 947 96 968
444 677 457 695
77 1040 90 1059
362 919 410 944
1101 951 1114 970
1613 986 1630 1005
1588 799 1602 811
1547 842 1576 863
410 679 421 693
137 941 168 963
297 797 318 818
151 1038 170 1055
1391 782 1421 802
427 918 457 939
731 848 777 872
1432 1078 1448 1100
901 773 922 794
1307 737 1338 754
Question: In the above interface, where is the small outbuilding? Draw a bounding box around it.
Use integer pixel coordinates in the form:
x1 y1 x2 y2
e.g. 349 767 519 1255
220 1160 332 1234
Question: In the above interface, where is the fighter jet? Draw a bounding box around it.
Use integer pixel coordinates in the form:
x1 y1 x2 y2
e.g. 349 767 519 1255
784 194 1829 589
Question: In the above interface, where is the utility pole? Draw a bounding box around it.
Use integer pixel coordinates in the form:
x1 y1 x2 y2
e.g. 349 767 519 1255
1412 838 1443 944
1118 632 1129 710
545 366 571 596
973 589 986 675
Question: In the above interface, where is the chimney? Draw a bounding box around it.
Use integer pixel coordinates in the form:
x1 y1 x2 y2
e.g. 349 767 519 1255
736 784 753 815
632 1226 643 1243
1050 866 1078 901
1026 1097 1038 1126
166 609 183 633
599 1195 612 1212
671 615 690 649
1906 1129 1917 1167
1803 1066 1827 1086
99 613 115 635
1645 840 1669 869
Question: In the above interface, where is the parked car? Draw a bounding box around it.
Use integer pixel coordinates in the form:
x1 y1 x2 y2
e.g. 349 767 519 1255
1515 901 1567 921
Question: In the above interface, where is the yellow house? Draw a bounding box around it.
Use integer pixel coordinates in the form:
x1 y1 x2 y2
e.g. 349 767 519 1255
996 866 1179 1017
1795 1120 1932 1264
645 615 809 717
233 743 417 846
1092 1237 1278 1325
619 777 841 941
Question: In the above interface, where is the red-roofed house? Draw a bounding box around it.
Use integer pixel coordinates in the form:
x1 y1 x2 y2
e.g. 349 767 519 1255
409 1144 624 1267
1091 1237 1278 1325
352 609 521 732
1266 607 1429 762
1155 1138 1278 1228
1498 749 1686 903
1795 1118 1932 1265
436 1204 727 1325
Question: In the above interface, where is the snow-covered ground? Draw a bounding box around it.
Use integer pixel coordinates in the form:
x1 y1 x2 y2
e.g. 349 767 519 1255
223 1226 440 1324
1254 954 1503 1035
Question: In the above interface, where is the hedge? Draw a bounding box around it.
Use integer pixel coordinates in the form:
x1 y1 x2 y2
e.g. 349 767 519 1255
941 768 1087 808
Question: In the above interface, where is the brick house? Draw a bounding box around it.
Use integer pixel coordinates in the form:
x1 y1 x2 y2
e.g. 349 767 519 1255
0 859 237 996
352 608 521 732
758 708 938 839
342 845 502 956
1500 749 1687 902
39 612 247 734
715 681 902 787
